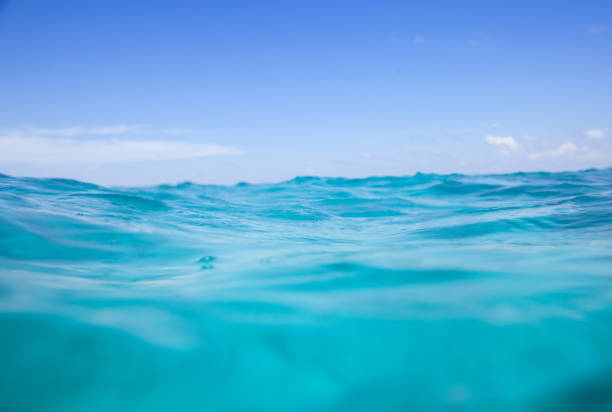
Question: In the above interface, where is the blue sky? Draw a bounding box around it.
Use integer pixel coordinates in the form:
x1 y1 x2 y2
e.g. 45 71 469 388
0 0 610 185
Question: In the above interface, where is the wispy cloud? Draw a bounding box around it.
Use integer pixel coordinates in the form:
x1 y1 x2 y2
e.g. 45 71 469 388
1 124 217 138
413 35 425 44
162 128 215 135
3 124 146 137
485 135 520 153
0 136 245 164
388 36 401 45
583 129 606 139
87 125 144 135
528 141 577 160
587 25 607 35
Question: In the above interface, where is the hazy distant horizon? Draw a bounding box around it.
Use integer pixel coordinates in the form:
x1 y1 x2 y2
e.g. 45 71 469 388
2 165 611 189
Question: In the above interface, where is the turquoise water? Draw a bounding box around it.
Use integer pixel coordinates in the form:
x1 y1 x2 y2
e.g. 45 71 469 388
1 169 612 411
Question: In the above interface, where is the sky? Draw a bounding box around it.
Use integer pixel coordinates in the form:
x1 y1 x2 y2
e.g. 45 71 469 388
0 0 611 186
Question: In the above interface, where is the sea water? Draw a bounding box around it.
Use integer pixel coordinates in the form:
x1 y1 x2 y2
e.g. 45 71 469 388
1 169 611 411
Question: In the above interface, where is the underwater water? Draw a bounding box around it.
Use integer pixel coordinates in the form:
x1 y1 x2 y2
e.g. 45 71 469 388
1 169 612 412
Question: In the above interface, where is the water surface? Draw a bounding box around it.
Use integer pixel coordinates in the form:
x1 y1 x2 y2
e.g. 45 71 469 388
1 169 612 411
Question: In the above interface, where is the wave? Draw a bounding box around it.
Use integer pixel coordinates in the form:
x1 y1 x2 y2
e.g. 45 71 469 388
1 168 612 411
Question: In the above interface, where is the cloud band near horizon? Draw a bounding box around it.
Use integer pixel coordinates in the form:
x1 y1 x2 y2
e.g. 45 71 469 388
0 136 245 164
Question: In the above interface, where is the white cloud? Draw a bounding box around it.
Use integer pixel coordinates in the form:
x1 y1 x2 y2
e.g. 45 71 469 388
528 141 577 160
485 135 520 153
3 125 223 138
550 141 577 156
0 136 245 164
413 36 425 44
87 125 144 135
587 25 607 35
584 129 605 139
3 124 145 137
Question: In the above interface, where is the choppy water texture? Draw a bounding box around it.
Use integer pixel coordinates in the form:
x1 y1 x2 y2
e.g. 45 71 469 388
1 169 612 411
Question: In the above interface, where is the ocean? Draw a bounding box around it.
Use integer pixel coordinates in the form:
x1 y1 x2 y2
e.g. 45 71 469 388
1 169 611 411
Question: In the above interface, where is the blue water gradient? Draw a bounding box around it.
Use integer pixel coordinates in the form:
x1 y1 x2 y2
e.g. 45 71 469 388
1 169 612 411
